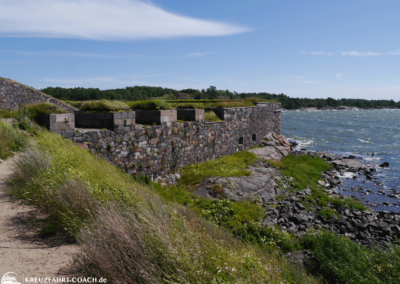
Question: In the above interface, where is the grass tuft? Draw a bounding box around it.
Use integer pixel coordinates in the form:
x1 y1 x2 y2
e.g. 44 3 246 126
179 151 258 185
204 110 223 122
73 100 130 112
25 102 68 122
0 120 29 159
130 99 172 110
301 230 400 284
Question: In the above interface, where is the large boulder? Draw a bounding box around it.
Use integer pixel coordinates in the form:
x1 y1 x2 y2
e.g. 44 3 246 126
248 132 291 161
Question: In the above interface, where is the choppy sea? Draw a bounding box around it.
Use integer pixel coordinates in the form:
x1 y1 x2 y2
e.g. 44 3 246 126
281 109 400 212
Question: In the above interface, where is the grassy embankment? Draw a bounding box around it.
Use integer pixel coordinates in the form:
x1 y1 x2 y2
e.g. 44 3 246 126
1 123 315 283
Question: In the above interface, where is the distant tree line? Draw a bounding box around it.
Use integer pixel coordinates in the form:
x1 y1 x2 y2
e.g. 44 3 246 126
236 92 400 109
41 86 400 109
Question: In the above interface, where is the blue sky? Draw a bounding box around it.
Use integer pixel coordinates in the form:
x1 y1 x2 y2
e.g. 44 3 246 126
1 0 399 100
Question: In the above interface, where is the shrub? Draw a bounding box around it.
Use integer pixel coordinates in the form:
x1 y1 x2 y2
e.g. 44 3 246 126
0 120 29 159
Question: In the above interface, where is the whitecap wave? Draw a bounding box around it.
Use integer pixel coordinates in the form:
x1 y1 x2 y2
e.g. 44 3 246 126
357 139 373 144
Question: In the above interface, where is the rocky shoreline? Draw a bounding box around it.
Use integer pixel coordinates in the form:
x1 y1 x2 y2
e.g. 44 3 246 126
160 132 400 249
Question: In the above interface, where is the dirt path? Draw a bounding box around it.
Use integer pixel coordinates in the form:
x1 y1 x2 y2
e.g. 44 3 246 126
0 157 77 281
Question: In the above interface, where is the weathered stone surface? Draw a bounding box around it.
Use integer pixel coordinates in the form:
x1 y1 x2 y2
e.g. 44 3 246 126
329 159 363 169
195 166 279 202
0 78 77 112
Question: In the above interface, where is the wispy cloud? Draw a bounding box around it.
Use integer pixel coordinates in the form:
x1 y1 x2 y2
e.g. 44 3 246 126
187 52 214 57
335 74 344 80
311 51 333 56
390 50 400 55
0 0 248 41
0 49 142 59
341 51 381 56
0 50 130 58
301 51 333 56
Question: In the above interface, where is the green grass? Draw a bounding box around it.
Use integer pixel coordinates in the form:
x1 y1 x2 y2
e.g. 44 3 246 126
0 109 18 118
301 230 400 284
153 183 301 252
317 208 338 219
25 102 68 122
130 99 172 110
0 120 29 159
269 155 366 210
7 129 315 283
72 100 130 112
179 151 258 185
204 110 223 122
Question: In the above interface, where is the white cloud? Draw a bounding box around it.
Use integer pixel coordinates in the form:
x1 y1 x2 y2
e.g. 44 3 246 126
0 0 248 40
0 49 129 58
187 52 213 57
341 51 381 56
303 51 334 56
390 50 400 55
335 74 344 80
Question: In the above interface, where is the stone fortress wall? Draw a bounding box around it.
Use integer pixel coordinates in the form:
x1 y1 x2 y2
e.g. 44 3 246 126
58 103 281 178
0 78 78 113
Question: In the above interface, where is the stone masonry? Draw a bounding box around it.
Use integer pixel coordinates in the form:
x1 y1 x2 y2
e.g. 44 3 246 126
0 78 78 112
59 103 281 178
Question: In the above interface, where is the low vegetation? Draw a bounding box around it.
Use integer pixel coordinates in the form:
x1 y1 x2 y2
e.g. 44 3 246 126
0 109 18 118
70 100 130 112
0 120 29 159
301 230 400 284
25 102 68 122
269 155 366 210
204 110 223 122
6 129 315 283
179 151 258 186
129 99 172 110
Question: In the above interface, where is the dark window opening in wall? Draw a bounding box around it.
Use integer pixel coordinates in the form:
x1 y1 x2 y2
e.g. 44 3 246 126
252 134 257 141
239 137 244 144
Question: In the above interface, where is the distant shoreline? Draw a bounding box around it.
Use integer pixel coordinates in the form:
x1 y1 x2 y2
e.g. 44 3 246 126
281 106 398 112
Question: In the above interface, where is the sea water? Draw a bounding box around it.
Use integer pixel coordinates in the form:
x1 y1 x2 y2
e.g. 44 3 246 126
281 109 400 211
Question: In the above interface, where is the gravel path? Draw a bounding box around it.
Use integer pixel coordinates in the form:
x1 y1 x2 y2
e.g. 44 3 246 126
0 157 77 281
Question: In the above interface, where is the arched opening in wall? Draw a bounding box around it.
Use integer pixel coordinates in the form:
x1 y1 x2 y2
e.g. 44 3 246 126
239 137 244 145
252 134 256 141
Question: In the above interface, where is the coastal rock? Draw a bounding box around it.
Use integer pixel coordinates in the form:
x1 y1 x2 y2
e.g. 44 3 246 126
379 162 389 168
195 167 279 202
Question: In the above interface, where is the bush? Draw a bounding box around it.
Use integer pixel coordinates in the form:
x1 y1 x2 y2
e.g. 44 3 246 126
0 120 29 159
301 230 400 284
